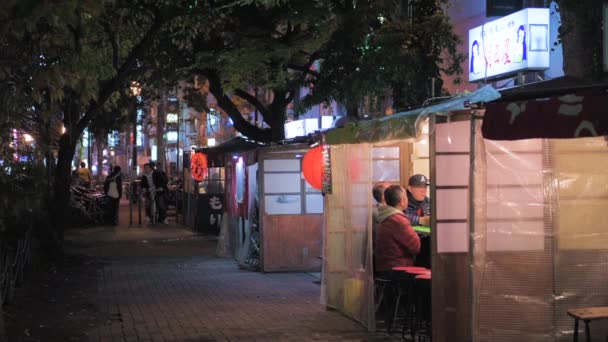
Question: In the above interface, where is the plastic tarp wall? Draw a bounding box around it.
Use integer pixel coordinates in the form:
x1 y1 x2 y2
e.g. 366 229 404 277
472 132 608 341
322 144 375 331
237 163 258 266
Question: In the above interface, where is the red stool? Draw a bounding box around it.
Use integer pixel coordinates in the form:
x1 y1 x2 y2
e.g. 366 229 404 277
392 266 428 273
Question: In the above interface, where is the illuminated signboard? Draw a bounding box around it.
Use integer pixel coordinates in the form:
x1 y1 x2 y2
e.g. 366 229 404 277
469 8 550 82
166 113 178 123
284 118 328 139
166 131 178 141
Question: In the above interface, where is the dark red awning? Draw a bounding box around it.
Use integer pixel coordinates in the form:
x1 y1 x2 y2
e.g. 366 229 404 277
482 89 608 140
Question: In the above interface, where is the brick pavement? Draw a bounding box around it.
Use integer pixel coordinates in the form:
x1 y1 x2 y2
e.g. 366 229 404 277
8 203 399 342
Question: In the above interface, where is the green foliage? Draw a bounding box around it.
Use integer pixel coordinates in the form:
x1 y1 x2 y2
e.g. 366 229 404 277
189 0 336 92
554 0 604 79
0 0 220 241
0 126 49 236
184 0 462 131
182 85 209 113
298 0 464 114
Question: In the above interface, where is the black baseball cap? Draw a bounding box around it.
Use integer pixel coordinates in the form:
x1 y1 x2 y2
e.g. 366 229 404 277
408 174 429 187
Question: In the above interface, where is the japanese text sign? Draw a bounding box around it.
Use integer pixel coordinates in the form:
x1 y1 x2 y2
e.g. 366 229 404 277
469 8 550 82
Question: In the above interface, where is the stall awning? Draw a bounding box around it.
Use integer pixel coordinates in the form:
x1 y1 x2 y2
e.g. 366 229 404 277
324 85 501 144
195 137 265 166
482 87 608 140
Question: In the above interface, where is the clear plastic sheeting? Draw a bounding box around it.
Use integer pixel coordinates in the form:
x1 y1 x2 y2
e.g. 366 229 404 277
322 144 375 331
472 132 608 341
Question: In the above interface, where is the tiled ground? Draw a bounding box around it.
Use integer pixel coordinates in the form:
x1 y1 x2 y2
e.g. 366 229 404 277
4 205 398 341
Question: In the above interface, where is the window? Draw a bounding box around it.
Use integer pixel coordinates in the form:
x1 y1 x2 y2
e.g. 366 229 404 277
263 157 324 215
372 146 400 182
198 167 225 194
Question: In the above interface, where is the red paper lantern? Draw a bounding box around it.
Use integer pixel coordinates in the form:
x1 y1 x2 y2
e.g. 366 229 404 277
302 145 324 190
191 152 208 182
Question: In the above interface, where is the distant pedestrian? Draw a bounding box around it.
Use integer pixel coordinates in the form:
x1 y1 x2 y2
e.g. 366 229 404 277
103 166 122 225
153 162 169 224
140 162 169 225
77 161 93 188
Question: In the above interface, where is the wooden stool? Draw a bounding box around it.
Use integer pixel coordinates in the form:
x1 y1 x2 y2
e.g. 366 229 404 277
567 306 608 342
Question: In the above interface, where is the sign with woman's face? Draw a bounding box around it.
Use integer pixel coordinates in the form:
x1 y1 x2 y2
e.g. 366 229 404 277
468 8 550 82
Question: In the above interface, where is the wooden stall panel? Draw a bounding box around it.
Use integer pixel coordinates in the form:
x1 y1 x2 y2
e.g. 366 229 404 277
262 214 323 272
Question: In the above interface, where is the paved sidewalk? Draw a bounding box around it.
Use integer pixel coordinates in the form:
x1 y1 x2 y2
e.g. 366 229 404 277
4 204 397 341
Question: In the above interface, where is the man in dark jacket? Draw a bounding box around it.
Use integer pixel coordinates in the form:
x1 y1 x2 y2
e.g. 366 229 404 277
103 166 122 225
405 174 431 226
140 162 169 224
375 185 421 274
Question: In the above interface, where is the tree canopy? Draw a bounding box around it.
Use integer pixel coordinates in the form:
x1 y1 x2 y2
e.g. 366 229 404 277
184 0 463 142
0 0 219 246
0 0 464 246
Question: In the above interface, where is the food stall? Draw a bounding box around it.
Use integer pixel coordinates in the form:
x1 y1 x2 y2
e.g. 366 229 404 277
462 82 608 341
257 143 325 272
318 85 500 332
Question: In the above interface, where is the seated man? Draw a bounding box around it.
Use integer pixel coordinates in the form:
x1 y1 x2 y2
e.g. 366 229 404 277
372 182 391 231
405 174 430 227
375 185 421 275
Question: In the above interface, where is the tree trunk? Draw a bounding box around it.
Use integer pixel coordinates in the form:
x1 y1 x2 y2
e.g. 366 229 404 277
557 0 604 80
48 134 77 255
346 99 359 121
96 133 104 181
203 70 273 142
270 109 286 141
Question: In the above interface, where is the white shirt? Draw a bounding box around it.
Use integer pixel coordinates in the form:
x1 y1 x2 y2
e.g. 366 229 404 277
145 173 155 192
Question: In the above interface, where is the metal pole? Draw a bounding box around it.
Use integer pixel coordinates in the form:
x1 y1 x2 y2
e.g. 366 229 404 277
254 86 259 127
138 182 142 225
467 112 478 342
176 86 181 177
87 130 92 179
429 111 437 339
129 182 133 227
132 98 138 180
129 98 137 228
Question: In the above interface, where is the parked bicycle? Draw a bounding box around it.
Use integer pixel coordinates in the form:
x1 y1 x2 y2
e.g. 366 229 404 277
69 185 106 225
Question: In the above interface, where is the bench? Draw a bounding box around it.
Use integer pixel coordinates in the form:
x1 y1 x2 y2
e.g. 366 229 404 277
567 306 608 342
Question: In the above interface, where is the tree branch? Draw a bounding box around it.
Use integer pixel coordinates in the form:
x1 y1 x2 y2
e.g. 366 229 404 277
234 88 273 125
102 20 120 69
282 52 319 105
285 63 320 77
203 69 272 143
67 23 82 54
76 13 163 135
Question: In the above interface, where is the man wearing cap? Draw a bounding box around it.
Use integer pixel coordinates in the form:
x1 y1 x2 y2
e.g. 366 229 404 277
406 174 431 227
